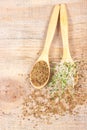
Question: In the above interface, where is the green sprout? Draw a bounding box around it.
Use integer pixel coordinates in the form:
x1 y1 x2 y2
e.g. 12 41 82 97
48 62 77 98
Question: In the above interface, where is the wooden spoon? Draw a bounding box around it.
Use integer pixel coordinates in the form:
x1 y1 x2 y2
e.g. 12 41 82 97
60 4 78 85
60 4 73 63
30 5 60 89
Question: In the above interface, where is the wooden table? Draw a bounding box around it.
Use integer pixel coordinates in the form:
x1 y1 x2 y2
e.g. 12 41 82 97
0 0 87 130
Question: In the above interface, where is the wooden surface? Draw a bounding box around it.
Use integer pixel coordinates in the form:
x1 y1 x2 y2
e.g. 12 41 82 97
0 0 87 130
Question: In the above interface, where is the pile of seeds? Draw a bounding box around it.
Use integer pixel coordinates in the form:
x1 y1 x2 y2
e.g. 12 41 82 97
30 61 49 87
22 59 87 120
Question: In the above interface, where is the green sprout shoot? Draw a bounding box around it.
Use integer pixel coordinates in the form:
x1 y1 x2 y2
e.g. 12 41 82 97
48 62 77 98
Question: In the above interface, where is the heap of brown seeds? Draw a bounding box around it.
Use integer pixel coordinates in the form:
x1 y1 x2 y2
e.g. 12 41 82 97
22 59 87 120
30 61 49 87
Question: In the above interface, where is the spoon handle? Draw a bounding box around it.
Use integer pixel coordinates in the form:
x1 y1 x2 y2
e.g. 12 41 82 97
42 5 60 55
60 4 72 62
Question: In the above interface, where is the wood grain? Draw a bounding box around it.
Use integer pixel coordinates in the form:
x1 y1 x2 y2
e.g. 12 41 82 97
0 0 87 130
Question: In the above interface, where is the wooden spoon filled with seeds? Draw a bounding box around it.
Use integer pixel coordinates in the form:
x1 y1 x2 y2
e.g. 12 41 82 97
30 5 60 89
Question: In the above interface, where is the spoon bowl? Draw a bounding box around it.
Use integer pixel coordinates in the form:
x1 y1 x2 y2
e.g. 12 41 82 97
30 60 50 89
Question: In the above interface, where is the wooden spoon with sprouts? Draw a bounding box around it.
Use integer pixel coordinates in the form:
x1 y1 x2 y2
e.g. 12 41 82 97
60 4 78 87
47 4 78 98
30 5 60 89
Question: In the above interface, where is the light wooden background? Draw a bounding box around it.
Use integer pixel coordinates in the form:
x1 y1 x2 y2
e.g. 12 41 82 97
0 0 87 130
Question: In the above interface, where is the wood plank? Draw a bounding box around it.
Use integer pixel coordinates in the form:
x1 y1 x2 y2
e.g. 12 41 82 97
0 0 87 130
0 0 81 7
0 2 86 39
